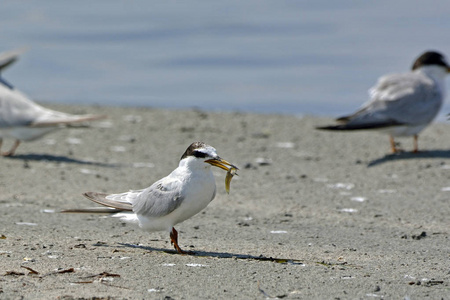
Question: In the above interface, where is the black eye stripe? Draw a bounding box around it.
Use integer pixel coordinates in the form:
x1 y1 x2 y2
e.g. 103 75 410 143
180 142 213 160
193 150 207 158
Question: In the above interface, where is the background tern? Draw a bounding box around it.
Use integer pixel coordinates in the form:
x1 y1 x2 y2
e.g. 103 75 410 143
0 49 106 156
317 51 450 153
74 142 238 254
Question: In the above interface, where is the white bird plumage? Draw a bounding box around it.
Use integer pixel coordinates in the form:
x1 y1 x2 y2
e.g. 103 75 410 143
81 142 238 254
317 51 450 153
0 48 106 156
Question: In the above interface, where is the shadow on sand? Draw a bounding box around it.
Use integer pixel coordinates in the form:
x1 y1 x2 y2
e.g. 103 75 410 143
368 149 450 167
117 242 304 265
5 153 119 167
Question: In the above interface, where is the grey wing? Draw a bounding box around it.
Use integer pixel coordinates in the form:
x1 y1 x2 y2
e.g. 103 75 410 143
132 176 184 218
340 73 441 127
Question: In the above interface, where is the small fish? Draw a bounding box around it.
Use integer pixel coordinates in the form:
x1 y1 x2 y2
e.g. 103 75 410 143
225 166 238 194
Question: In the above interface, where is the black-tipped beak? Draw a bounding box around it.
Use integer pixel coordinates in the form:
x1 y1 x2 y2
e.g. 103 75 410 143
205 157 238 171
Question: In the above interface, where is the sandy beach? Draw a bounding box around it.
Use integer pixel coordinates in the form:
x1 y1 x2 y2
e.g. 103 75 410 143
1 104 449 299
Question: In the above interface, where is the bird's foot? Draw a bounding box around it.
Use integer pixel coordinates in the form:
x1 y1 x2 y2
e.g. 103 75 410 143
1 140 19 156
1 151 15 157
391 148 405 154
170 227 190 255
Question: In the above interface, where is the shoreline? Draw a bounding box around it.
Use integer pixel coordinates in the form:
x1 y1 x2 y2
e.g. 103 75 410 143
1 104 449 299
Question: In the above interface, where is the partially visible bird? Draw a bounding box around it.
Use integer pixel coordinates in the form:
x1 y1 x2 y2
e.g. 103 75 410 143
78 142 239 254
317 51 450 153
0 49 106 156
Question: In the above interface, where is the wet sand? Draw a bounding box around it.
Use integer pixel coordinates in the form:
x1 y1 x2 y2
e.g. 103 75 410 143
1 104 449 299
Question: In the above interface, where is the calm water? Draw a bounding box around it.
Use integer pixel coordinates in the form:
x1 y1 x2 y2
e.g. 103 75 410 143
2 1 450 118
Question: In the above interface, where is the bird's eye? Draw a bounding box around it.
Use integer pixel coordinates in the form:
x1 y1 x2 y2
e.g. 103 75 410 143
193 150 207 158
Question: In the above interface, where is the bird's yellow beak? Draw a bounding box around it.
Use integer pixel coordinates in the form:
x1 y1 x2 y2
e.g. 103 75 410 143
205 157 238 171
447 67 450 73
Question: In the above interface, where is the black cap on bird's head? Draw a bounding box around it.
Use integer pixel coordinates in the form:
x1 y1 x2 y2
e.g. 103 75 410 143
412 51 450 71
180 142 239 171
180 142 212 160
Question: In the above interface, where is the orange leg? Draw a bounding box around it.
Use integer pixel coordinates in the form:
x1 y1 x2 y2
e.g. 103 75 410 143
1 140 20 157
170 227 186 254
389 136 398 153
412 135 419 153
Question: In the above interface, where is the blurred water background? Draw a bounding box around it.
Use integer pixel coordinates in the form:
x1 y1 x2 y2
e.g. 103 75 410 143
2 1 450 118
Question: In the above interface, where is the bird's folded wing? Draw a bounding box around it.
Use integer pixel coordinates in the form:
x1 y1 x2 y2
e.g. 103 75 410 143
132 177 185 218
365 73 441 125
319 73 441 130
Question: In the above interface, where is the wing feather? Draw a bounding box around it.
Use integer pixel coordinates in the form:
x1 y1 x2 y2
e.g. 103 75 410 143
82 192 133 211
132 176 184 218
322 72 441 130
0 48 26 71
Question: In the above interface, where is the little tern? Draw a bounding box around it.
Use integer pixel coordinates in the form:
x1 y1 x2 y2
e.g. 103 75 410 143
81 142 239 254
317 51 450 153
0 49 105 156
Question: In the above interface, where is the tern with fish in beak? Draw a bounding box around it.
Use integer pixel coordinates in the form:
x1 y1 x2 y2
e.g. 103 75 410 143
78 142 239 254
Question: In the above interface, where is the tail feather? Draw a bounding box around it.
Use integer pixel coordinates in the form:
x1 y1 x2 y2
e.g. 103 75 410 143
60 207 124 213
316 120 404 131
83 192 133 211
31 114 107 127
315 124 369 130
